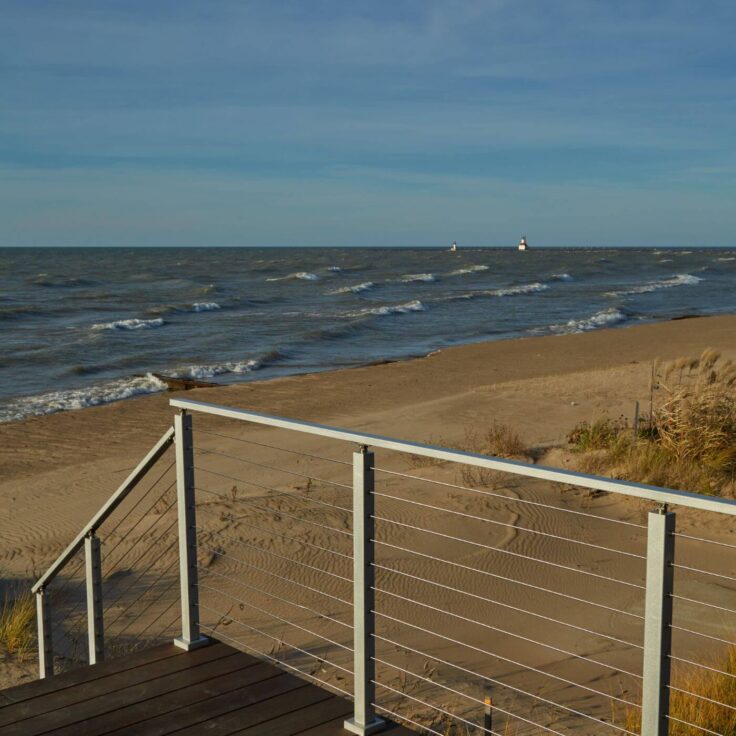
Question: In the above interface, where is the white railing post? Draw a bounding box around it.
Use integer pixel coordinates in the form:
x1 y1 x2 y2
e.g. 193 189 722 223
85 532 104 664
174 409 208 650
641 507 676 736
36 589 53 678
345 447 385 735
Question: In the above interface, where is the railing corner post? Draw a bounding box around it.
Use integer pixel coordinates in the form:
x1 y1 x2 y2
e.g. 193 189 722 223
174 409 209 651
345 447 385 735
641 506 676 736
36 587 53 679
85 531 104 664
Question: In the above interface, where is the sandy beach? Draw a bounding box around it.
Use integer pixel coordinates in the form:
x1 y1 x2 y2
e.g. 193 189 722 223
2 315 736 731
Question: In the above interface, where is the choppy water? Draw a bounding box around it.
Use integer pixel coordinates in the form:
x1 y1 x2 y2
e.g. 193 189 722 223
1 247 734 423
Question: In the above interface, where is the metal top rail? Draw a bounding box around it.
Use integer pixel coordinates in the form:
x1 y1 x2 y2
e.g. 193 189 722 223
31 427 175 594
171 397 736 518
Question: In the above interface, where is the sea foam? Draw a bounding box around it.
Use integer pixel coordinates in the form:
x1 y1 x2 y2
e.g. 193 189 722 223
329 282 375 295
0 373 167 423
606 273 702 297
347 300 426 317
550 308 628 334
400 273 436 283
191 302 221 312
92 318 165 331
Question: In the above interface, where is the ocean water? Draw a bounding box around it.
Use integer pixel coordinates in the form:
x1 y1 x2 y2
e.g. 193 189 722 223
1 246 735 423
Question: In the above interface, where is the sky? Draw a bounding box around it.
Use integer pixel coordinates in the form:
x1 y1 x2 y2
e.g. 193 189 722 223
1 1 735 248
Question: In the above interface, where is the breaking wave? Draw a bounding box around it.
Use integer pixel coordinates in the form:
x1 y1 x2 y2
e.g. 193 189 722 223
346 300 426 317
550 308 628 334
606 273 702 297
266 271 320 282
329 282 375 295
191 302 221 312
443 282 549 301
92 318 165 331
400 273 436 283
448 265 489 276
171 359 261 379
550 273 573 281
0 373 167 423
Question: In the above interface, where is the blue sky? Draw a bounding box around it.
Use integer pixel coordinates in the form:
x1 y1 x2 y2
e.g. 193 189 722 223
1 1 735 247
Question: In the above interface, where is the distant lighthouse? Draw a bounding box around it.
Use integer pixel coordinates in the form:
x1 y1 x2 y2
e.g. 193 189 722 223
518 236 528 251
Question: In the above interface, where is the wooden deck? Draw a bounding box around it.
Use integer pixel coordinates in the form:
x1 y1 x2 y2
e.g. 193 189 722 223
0 640 413 735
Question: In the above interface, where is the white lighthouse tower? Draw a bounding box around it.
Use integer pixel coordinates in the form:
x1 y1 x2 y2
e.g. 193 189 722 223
518 236 528 251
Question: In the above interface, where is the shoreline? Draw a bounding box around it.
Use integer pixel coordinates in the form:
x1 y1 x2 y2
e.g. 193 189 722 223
1 310 732 427
2 313 736 484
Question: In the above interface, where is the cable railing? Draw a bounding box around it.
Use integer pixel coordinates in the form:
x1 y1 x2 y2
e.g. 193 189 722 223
32 396 736 736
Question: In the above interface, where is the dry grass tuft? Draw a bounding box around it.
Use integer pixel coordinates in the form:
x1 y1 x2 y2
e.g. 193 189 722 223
626 646 736 734
568 349 736 496
457 424 528 488
0 587 36 661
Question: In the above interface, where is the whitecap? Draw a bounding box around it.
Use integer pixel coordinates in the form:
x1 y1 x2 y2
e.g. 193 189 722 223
191 302 221 312
550 273 573 281
606 273 702 297
548 308 628 334
400 273 436 283
266 271 320 282
92 317 165 331
448 265 490 276
329 282 375 295
346 300 426 317
716 257 736 262
0 373 167 423
171 359 261 379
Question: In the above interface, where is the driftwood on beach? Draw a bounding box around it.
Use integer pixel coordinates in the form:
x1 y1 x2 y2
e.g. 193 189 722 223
151 374 220 391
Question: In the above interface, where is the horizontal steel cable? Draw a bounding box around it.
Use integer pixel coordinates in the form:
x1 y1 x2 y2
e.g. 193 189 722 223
372 538 644 620
103 512 178 581
372 586 642 679
102 535 179 621
671 594 736 617
373 515 644 589
198 619 352 698
669 654 736 681
196 561 352 630
200 525 352 583
669 624 736 649
194 476 353 537
670 562 736 584
373 632 640 733
196 504 352 560
668 684 736 713
105 554 180 633
196 581 353 658
373 680 501 736
372 489 645 559
372 465 647 529
372 609 640 708
194 531 351 606
195 459 352 515
373 656 634 736
665 714 723 736
102 481 177 565
371 705 446 736
195 428 352 466
372 562 642 650
672 531 736 550
195 447 351 490
111 574 180 640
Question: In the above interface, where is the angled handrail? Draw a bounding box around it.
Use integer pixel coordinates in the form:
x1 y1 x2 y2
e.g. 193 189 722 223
170 397 736 518
32 426 175 594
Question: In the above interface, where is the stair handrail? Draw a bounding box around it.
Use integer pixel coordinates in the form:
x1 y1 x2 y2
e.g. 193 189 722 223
32 426 175 594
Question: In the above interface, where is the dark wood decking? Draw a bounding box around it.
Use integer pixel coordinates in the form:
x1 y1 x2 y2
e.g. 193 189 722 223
0 640 412 736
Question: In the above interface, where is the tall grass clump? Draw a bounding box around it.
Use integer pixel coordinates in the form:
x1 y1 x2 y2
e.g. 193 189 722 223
0 587 36 661
568 349 736 496
626 646 736 734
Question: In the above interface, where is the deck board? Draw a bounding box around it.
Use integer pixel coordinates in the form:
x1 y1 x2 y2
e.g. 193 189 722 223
0 640 414 736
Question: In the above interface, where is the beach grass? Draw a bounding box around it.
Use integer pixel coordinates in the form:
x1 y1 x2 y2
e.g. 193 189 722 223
0 586 35 662
568 349 736 496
